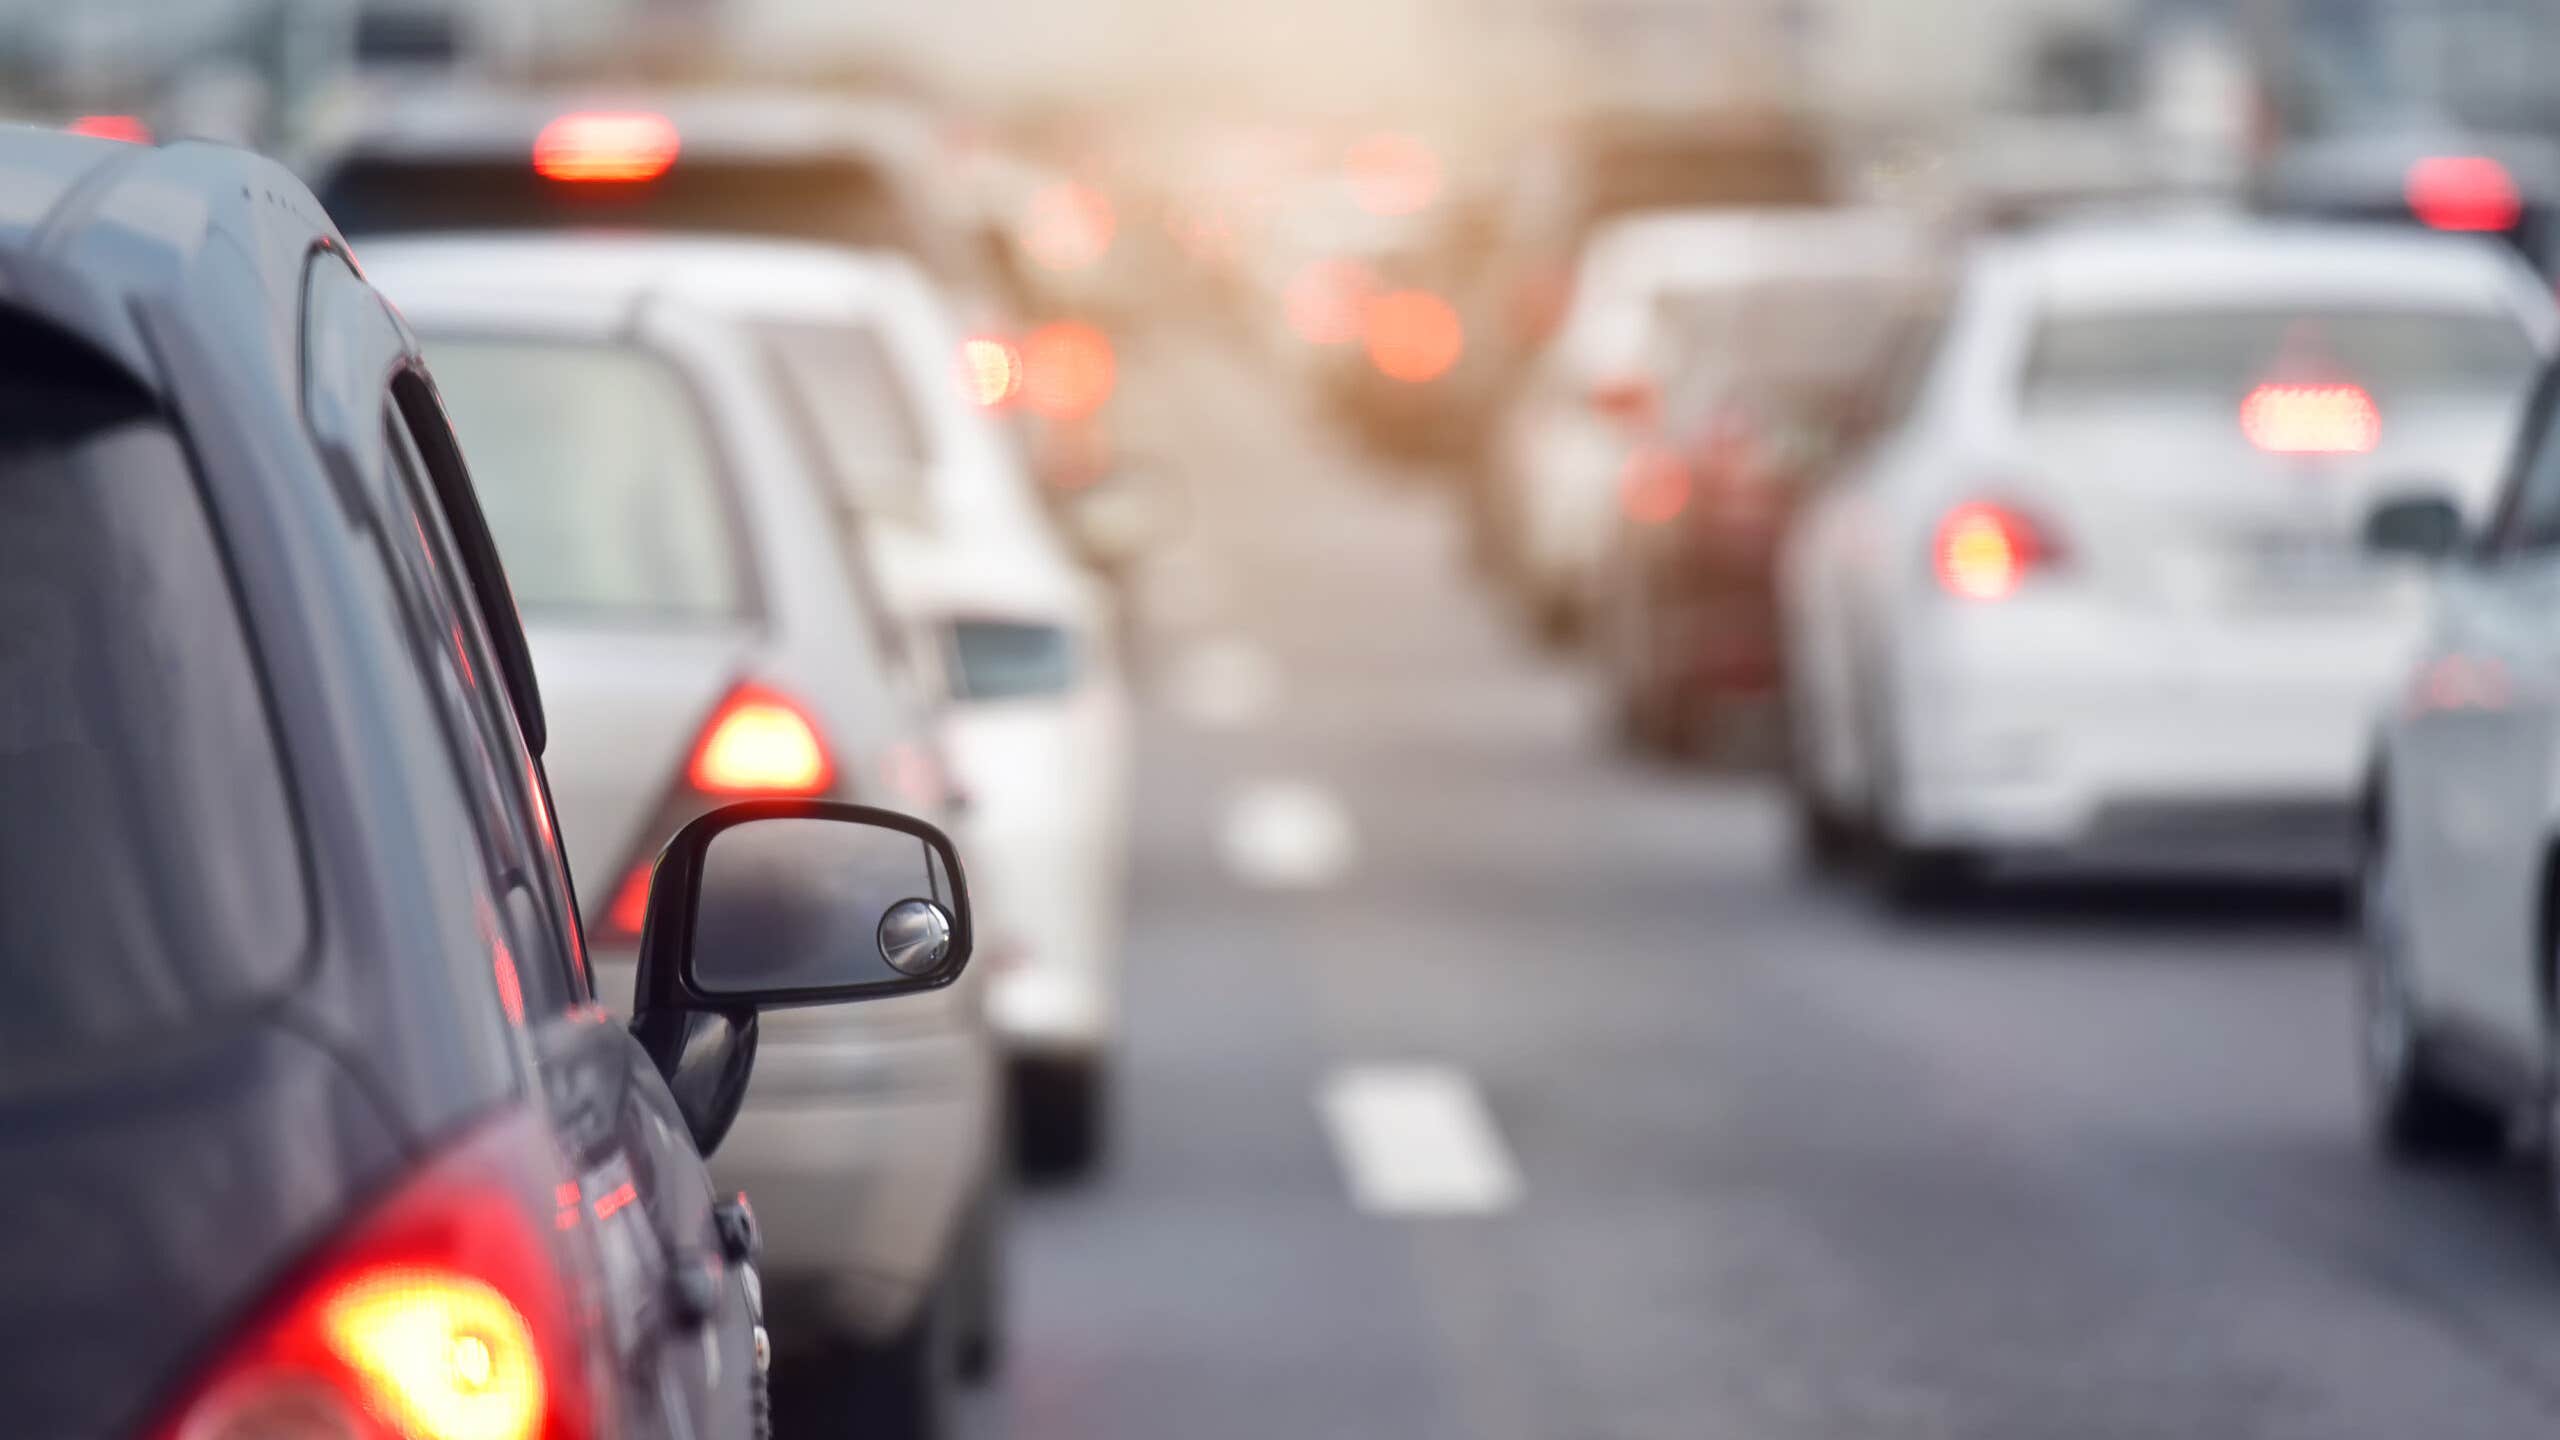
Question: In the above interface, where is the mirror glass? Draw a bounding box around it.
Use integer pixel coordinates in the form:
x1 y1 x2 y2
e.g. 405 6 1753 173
689 817 961 997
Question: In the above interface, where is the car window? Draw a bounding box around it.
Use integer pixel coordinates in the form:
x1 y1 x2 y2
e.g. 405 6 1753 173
2021 307 2535 412
365 407 581 1020
2486 369 2560 556
947 619 1079 702
761 320 934 523
422 337 750 623
381 401 588 1015
0 382 306 1093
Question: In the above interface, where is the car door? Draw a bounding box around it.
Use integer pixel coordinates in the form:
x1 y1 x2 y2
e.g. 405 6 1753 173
2403 370 2560 1060
386 374 766 1440
303 251 760 1439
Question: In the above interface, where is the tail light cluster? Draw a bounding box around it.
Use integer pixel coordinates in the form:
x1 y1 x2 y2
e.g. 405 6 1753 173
2239 382 2380 456
599 683 837 942
1934 501 2061 602
150 1112 594 1440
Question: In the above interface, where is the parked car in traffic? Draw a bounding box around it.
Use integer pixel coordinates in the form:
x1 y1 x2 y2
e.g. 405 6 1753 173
2358 352 2560 1188
1483 207 1897 642
366 234 1010 1438
1780 218 2556 902
0 128 975 1440
1594 212 1937 758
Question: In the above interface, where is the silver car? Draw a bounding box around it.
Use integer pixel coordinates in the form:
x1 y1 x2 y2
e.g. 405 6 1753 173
365 234 1003 1437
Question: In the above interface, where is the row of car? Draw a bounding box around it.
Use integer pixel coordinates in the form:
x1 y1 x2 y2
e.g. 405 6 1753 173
1433 170 2560 1218
0 80 1166 1440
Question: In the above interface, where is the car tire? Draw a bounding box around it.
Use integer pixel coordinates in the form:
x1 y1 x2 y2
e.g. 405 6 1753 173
1013 1054 1110 1180
858 1250 966 1440
2358 825 2505 1160
954 1184 1007 1384
1876 841 1975 911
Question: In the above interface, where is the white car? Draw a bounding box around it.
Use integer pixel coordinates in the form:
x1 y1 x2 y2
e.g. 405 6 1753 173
1782 219 2556 901
2358 355 2560 1186
366 235 1006 1436
1485 207 1928 641
742 248 1136 1175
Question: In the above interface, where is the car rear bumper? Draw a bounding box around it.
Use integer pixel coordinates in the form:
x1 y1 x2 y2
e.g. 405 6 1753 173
1888 604 2404 872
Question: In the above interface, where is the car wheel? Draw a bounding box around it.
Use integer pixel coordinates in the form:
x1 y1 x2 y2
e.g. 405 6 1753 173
858 1250 966 1440
1780 697 1856 871
2358 825 2504 1159
1013 1054 1110 1179
1876 841 1975 911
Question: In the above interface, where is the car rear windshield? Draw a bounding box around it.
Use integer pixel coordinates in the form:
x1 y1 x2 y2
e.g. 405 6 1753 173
2022 306 2537 409
0 379 307 1093
760 321 934 524
948 620 1078 702
322 155 931 257
422 338 749 622
1663 279 1919 391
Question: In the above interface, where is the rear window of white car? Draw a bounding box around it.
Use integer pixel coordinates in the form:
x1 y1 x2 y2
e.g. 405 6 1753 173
423 338 749 621
2022 307 2537 410
760 321 934 524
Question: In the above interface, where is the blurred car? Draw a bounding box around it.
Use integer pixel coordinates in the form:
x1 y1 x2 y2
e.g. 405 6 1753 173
1485 208 1890 641
745 246 1136 1176
306 83 1139 517
2257 128 2560 275
366 235 1010 1437
2357 358 2560 1181
0 129 975 1440
1596 215 1938 757
1781 219 2556 901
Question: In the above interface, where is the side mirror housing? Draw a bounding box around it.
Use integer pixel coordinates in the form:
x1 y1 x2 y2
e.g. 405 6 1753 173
628 800 974 1152
2362 491 2468 563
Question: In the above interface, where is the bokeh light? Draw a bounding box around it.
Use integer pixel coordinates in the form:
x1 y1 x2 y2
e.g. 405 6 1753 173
1362 289 1464 383
1022 320 1118 421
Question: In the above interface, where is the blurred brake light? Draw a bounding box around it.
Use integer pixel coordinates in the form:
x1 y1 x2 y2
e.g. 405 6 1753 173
1619 445 1690 526
1343 131 1442 218
957 335 1023 408
533 111 679 184
2240 382 2379 455
148 1112 589 1440
2406 155 2521 233
689 685 834 796
1935 502 2057 601
603 859 654 940
1363 290 1464 384
1020 321 1117 421
1587 374 1657 426
1022 181 1116 272
68 114 150 144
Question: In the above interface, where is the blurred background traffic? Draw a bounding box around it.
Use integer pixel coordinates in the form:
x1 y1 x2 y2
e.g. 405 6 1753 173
26 0 2560 1436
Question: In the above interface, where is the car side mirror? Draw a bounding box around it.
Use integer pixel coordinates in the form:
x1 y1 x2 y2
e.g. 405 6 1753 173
628 801 974 1153
2362 491 2468 563
1060 461 1185 573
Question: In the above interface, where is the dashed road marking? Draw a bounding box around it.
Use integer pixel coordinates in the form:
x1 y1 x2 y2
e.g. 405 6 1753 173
1218 778 1355 889
1166 635 1281 731
1319 1065 1522 1215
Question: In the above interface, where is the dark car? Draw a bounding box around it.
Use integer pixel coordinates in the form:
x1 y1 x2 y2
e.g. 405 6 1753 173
0 128 976 1440
2256 129 2560 276
1599 255 1935 762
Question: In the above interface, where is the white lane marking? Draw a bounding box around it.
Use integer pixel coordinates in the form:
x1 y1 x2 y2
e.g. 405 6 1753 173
1218 778 1355 889
1320 1065 1523 1215
1166 635 1280 731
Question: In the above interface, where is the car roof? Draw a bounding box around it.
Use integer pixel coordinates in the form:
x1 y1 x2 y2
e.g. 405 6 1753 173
1985 217 2552 317
1577 206 1934 293
310 83 939 170
0 126 336 397
356 230 929 330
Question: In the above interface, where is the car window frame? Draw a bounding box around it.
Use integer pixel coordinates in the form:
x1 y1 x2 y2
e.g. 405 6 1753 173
2478 359 2560 562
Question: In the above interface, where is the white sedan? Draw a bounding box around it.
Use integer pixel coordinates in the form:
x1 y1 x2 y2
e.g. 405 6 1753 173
1782 219 2556 901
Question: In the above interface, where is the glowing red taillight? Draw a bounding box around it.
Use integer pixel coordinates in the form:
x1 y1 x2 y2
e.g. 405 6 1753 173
533 112 679 184
149 1112 593 1440
1935 501 2057 601
2240 382 2380 455
1019 321 1117 422
2406 155 2521 233
1363 289 1464 384
68 114 150 144
687 685 834 798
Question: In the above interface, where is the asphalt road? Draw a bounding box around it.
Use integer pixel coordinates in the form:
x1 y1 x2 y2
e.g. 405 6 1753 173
961 332 2560 1439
